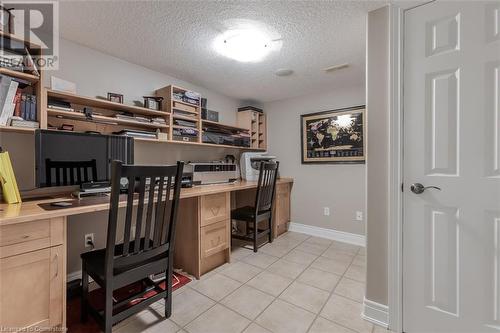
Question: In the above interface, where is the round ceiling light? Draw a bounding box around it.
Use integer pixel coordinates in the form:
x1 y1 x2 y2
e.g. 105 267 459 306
213 20 282 63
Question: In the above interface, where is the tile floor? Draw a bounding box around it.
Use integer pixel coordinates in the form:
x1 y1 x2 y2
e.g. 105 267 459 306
112 232 390 333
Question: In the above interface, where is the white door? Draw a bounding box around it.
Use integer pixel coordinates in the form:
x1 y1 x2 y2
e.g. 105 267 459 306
403 1 500 332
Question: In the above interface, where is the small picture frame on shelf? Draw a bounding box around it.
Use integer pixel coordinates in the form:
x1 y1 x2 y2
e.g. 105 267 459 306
143 96 163 111
107 93 123 104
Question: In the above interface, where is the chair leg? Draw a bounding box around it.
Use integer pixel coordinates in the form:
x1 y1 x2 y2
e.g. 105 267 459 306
104 286 113 333
268 217 273 243
165 266 173 318
253 220 258 252
81 262 88 323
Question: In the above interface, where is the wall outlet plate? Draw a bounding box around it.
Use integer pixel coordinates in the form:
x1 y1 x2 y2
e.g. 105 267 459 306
324 207 330 216
84 233 94 248
356 211 363 221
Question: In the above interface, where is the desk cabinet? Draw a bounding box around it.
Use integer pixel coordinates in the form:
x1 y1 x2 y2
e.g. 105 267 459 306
0 218 66 331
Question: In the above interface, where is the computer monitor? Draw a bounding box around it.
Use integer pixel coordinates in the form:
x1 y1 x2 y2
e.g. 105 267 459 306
35 130 134 188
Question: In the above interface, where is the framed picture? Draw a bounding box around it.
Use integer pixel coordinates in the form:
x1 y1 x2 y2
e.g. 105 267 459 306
301 105 365 164
107 92 123 104
143 96 163 111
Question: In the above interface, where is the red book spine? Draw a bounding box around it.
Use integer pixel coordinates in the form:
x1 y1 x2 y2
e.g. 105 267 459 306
13 89 22 118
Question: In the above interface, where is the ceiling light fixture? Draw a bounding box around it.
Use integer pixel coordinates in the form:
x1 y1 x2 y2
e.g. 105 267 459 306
213 20 282 63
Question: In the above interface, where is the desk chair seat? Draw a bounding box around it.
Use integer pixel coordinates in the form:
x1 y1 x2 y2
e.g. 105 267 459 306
231 161 279 252
80 161 184 333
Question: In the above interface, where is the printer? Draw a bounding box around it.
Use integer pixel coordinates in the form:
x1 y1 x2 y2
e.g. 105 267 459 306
240 152 277 181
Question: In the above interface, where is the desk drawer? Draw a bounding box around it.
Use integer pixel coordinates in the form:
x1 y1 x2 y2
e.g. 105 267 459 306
200 220 229 258
0 218 64 258
200 193 230 226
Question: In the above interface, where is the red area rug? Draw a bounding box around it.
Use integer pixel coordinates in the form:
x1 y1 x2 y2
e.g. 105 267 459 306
67 272 191 333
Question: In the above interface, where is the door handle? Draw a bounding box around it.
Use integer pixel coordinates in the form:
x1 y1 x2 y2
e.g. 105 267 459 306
410 183 442 194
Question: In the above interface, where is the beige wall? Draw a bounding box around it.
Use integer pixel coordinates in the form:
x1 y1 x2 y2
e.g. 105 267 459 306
365 5 390 306
0 38 246 277
263 86 366 236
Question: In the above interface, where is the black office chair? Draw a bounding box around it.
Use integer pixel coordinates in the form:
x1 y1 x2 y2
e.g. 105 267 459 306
45 158 98 186
231 161 279 252
80 160 184 333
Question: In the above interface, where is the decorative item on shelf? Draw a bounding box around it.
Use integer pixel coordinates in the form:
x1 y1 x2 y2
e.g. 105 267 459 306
156 130 168 141
0 6 14 34
0 76 19 125
143 96 163 111
107 92 123 104
51 76 77 94
83 107 93 120
59 124 74 131
201 109 219 122
301 105 365 164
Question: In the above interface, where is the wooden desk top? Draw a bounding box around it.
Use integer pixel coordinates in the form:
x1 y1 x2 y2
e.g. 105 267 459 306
0 178 293 226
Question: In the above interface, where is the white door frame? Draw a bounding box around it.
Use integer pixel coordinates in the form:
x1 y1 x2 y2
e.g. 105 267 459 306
387 2 435 332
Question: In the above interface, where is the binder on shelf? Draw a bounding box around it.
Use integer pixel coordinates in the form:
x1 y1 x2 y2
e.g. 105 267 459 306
0 150 21 204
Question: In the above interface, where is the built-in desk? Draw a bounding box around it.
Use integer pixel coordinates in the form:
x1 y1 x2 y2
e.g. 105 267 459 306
0 178 293 332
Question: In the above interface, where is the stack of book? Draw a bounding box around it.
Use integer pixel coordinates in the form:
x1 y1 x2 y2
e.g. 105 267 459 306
0 76 38 128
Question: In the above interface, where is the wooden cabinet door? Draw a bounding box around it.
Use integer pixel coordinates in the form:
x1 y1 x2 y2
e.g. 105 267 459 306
274 184 290 237
0 245 64 331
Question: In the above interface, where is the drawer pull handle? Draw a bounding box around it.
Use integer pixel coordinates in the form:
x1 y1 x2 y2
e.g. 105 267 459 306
210 206 221 216
211 236 221 247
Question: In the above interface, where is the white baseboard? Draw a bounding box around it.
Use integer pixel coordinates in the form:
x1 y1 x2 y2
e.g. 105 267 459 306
362 298 389 329
288 222 366 247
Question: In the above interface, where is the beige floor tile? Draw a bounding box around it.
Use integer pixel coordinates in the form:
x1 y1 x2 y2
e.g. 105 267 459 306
168 288 215 327
321 248 356 263
242 252 279 269
221 285 275 320
320 295 372 333
308 317 357 333
185 304 250 333
243 323 273 333
279 281 330 314
344 264 366 282
191 273 241 301
311 256 350 275
219 261 262 283
282 249 318 265
334 277 365 302
266 258 307 279
115 307 179 333
294 242 328 256
304 236 333 247
279 231 310 242
329 241 361 255
247 271 293 297
352 255 366 267
255 299 316 333
297 267 341 292
232 246 253 261
260 242 294 257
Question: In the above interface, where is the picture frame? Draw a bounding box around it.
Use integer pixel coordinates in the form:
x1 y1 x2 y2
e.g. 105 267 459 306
300 105 365 164
107 92 123 104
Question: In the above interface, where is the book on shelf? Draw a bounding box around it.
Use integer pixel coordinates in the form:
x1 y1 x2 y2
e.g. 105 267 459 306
9 117 39 128
0 77 19 126
113 129 157 139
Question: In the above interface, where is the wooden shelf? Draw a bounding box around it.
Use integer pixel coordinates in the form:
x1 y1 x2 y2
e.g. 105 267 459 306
135 137 263 150
202 120 250 132
0 125 37 133
172 113 199 122
46 90 170 117
0 68 40 83
47 109 168 130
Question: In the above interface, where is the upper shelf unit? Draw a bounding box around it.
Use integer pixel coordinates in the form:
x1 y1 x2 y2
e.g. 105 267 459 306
237 108 267 150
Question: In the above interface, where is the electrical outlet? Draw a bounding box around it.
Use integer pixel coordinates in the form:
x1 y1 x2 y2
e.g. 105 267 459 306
356 211 363 221
84 233 94 248
323 207 330 216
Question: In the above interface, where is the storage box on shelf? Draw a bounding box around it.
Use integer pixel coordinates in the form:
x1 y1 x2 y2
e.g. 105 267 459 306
237 108 267 150
44 89 170 140
0 32 44 132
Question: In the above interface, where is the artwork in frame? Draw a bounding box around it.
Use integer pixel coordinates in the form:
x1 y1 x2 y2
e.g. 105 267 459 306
301 105 365 164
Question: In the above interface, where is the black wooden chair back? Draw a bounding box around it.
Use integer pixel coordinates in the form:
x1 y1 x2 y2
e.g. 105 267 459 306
105 160 184 276
255 161 280 213
45 158 98 186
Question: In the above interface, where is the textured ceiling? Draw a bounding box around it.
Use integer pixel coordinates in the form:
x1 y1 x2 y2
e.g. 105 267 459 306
58 1 385 103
